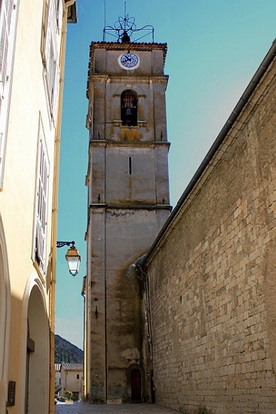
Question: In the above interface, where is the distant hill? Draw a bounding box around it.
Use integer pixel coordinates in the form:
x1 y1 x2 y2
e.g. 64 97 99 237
55 334 83 364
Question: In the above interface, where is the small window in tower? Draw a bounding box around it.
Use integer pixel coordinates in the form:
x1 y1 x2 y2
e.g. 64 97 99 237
121 90 137 126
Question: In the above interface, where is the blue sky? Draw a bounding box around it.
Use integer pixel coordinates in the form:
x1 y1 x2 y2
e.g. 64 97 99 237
55 0 276 349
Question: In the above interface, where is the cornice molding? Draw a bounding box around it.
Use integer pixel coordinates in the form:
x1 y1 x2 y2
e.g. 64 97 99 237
89 139 171 148
89 203 172 211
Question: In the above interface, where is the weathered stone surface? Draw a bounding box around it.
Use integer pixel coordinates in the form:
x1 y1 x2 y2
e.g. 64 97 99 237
120 348 140 362
85 42 171 403
143 56 276 413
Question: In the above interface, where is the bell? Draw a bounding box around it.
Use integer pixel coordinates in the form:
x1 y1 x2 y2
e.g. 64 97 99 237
121 31 130 44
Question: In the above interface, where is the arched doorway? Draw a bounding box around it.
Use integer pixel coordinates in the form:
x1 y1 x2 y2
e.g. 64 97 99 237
25 284 49 413
0 217 10 414
130 368 142 402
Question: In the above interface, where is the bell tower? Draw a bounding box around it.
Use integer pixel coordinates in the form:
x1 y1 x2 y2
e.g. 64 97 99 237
85 14 171 403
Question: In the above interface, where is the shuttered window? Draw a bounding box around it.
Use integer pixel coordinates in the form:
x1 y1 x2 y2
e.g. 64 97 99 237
56 0 63 30
40 0 49 65
0 0 18 187
41 0 60 122
33 120 49 273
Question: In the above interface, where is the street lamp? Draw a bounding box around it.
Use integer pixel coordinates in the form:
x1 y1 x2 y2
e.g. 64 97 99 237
56 241 81 276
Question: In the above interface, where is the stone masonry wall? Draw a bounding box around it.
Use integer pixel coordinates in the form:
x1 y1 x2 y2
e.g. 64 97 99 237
145 60 276 413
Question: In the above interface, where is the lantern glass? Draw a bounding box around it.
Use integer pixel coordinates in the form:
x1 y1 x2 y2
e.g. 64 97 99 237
65 247 81 276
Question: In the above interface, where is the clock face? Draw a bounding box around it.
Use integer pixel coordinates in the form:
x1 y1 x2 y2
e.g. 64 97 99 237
118 53 140 70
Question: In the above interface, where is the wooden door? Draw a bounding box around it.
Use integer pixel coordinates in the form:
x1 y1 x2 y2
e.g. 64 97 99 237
131 369 141 401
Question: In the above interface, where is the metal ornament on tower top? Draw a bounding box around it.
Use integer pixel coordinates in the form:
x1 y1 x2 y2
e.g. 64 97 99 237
103 8 154 43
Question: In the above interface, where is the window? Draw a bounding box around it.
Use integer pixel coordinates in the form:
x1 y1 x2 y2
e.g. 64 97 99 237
121 90 137 126
40 0 49 62
56 0 63 30
33 118 49 273
48 40 58 111
77 374 79 379
41 0 60 121
0 0 19 187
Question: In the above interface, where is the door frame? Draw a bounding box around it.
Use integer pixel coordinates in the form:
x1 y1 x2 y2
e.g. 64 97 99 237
127 365 144 403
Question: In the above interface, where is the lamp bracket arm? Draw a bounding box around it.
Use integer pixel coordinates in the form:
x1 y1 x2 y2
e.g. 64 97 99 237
56 241 75 248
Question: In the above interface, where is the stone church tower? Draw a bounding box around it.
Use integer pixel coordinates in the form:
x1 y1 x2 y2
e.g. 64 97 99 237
84 21 171 403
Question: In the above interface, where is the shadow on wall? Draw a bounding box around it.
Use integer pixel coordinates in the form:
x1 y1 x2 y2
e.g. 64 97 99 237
3 287 50 412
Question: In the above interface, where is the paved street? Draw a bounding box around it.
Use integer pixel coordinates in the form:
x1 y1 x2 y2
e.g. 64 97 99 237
56 402 180 414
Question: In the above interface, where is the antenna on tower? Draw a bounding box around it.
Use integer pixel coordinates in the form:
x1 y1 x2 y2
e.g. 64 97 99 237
103 0 107 41
103 3 154 43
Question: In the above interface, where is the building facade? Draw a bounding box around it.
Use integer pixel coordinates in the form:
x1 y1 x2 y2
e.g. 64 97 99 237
0 1 76 413
84 40 171 402
60 363 83 401
142 41 276 413
55 364 62 396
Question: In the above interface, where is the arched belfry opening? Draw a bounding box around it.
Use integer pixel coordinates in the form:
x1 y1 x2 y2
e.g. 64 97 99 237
121 89 138 126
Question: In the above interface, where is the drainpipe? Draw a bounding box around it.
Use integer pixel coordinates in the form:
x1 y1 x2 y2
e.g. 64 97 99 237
134 262 153 364
49 1 76 413
128 255 154 402
81 276 86 398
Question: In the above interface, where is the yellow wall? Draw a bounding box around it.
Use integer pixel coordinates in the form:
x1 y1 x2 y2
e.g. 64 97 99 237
0 0 67 412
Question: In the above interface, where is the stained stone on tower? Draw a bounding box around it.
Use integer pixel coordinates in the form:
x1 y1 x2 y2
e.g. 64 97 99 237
84 12 171 403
